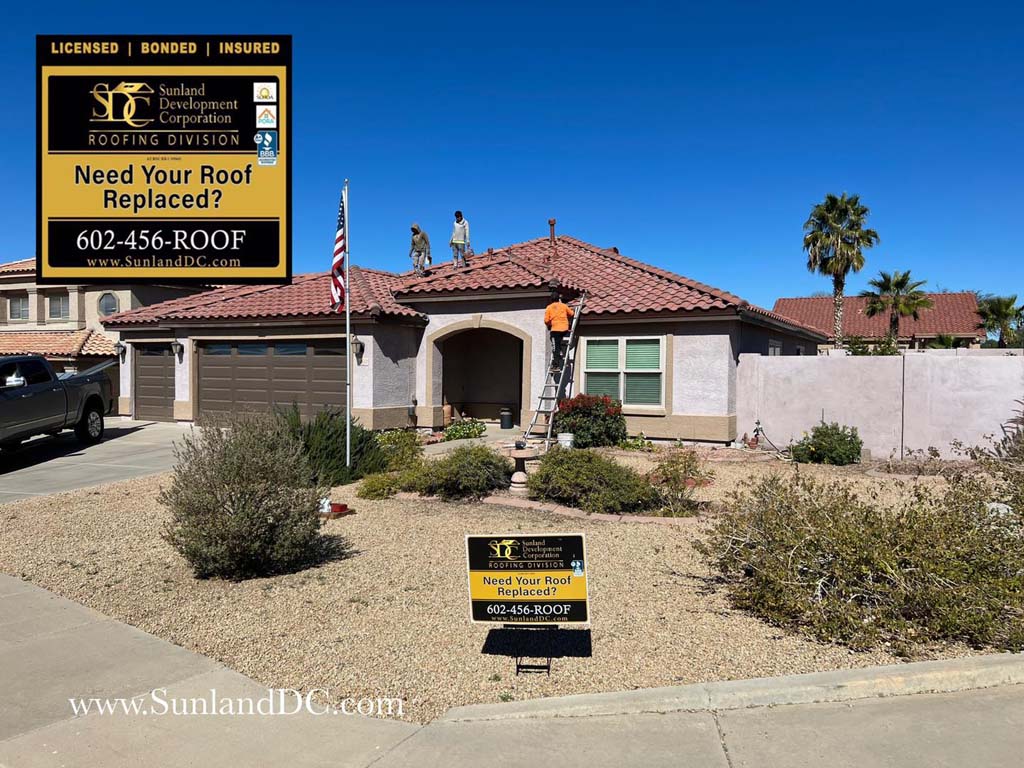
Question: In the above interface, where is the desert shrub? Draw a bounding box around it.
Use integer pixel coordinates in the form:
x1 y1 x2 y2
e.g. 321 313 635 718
647 450 715 516
417 445 512 500
356 472 401 500
276 405 386 485
618 432 654 452
698 472 1024 652
552 394 627 449
790 422 862 465
443 418 487 441
376 429 423 471
161 416 327 580
527 448 660 514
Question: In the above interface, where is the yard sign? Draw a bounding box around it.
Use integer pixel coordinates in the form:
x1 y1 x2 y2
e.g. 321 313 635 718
466 534 589 624
37 35 291 284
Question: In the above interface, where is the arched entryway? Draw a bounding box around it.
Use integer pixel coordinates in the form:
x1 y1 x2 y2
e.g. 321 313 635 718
441 328 523 424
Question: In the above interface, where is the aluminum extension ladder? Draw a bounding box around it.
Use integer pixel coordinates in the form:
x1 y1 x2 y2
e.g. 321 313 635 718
523 292 587 448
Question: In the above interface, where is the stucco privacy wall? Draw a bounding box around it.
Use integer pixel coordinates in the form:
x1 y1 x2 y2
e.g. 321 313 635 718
736 354 1024 458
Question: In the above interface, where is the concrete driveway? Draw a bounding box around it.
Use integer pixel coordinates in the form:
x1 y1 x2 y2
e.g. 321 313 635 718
0 419 188 501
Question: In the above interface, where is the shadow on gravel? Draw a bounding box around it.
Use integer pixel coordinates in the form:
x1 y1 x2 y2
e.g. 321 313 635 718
481 627 593 668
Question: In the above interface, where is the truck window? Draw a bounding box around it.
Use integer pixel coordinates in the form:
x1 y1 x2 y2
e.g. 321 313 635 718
19 360 52 386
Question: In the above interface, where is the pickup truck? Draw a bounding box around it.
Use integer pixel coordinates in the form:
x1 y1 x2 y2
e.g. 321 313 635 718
0 355 114 449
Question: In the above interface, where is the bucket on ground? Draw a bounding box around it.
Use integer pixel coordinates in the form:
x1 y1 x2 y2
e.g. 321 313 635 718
499 407 514 430
557 432 574 449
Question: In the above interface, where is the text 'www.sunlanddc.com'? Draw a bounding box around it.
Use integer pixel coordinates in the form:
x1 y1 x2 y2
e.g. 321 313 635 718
69 689 404 718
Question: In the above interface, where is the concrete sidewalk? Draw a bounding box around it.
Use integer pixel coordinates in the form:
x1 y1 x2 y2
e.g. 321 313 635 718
2 573 1023 767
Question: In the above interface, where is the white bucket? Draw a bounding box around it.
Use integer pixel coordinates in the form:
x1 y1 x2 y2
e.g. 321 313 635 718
557 432 574 449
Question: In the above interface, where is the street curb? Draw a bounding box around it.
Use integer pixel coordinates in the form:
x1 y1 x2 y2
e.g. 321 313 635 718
440 653 1024 722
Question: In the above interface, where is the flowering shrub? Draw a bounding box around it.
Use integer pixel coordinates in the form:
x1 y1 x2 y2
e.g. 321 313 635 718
552 394 627 448
790 422 862 465
443 418 487 441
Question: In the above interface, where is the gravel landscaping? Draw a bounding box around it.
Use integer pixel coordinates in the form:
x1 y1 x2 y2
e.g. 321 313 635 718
0 459 971 723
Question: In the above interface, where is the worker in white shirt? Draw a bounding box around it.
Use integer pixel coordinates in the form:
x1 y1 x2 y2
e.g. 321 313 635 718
449 210 470 268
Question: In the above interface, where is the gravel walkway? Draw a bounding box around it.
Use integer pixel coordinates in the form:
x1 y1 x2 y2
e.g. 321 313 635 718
0 464 966 723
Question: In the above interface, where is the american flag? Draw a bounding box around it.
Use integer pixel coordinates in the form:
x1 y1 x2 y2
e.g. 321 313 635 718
330 189 347 311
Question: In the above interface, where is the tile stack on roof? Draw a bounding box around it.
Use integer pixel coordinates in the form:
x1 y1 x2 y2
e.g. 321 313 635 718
772 293 985 341
0 329 116 357
105 267 420 326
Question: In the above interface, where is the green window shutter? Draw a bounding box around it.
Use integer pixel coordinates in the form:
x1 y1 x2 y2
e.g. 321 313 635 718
623 373 661 405
625 338 660 370
585 339 619 369
585 372 620 399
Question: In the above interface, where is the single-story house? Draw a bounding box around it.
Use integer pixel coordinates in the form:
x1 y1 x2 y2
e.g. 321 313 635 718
772 293 986 351
104 228 824 442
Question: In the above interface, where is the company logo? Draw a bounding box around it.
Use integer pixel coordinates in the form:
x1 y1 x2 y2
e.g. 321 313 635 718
255 105 278 128
488 539 520 561
90 82 154 128
254 130 278 166
253 82 277 102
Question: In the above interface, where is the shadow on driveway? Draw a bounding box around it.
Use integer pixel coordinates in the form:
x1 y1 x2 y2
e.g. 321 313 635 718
0 423 154 475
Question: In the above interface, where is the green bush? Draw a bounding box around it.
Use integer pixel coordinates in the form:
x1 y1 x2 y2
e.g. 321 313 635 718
552 394 628 449
790 422 863 465
618 432 654 451
160 416 327 580
276 405 387 485
376 429 423 471
527 448 660 514
443 418 488 441
698 472 1024 652
418 445 512 500
356 472 401 500
647 450 714 516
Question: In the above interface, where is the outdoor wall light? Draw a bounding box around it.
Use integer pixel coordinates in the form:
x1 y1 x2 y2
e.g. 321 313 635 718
350 335 365 360
113 341 126 361
170 340 185 359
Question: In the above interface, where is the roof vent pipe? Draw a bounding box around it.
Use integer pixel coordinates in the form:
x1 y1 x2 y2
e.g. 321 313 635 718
548 218 556 243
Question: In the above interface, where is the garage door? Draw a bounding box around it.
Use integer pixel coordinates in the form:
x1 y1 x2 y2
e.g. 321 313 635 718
197 340 347 421
134 345 175 421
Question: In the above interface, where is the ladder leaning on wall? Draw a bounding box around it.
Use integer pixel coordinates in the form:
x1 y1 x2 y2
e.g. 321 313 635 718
523 292 587 447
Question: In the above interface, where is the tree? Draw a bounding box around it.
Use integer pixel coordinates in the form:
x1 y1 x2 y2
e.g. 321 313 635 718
803 193 880 347
977 295 1023 349
927 333 965 349
859 270 934 338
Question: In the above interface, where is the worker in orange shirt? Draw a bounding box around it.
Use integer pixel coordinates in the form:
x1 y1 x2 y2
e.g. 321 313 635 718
544 290 575 369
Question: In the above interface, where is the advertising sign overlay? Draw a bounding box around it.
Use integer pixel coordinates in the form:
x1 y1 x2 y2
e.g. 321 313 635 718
466 534 589 625
37 35 291 284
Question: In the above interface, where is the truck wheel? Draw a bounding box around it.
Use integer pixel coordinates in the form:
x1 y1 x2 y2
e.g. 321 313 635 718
75 403 105 444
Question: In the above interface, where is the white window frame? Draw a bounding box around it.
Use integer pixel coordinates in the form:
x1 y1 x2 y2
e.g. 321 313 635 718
581 335 666 410
98 292 120 317
8 296 29 321
48 292 70 320
768 339 783 356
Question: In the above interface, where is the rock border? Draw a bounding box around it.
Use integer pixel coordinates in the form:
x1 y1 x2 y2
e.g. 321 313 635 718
391 492 702 527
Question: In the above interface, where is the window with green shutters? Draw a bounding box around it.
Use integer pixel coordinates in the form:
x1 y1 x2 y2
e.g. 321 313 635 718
582 337 664 407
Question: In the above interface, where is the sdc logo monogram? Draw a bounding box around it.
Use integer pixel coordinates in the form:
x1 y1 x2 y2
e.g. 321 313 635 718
90 82 154 127
488 539 520 560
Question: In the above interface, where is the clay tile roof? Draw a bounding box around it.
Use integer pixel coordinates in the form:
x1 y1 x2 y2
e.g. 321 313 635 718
104 267 423 327
772 293 986 341
0 329 116 357
0 258 36 275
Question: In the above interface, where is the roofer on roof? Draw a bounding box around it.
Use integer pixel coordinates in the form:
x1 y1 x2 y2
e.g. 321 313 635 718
450 211 470 268
409 223 430 276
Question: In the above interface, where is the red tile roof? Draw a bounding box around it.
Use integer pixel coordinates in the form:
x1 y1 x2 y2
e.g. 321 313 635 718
0 258 36 275
772 293 986 341
102 234 823 338
104 267 422 326
0 329 116 357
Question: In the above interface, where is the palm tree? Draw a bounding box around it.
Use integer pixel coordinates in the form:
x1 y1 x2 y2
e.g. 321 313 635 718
977 295 1023 348
803 193 880 347
859 270 934 339
927 333 964 350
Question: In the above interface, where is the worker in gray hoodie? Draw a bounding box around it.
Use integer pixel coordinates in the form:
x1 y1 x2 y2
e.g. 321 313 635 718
449 210 470 268
409 223 431 276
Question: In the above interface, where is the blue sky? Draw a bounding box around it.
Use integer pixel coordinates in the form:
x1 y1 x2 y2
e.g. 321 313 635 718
5 1 1022 308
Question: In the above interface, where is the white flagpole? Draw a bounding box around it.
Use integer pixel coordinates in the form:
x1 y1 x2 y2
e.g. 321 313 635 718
344 179 351 468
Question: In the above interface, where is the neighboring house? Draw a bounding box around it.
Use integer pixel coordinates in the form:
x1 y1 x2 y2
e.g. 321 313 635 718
0 257 207 406
772 293 986 351
103 230 824 442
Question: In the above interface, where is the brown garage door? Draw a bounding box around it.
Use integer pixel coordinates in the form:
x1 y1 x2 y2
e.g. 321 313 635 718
134 345 175 421
197 340 346 421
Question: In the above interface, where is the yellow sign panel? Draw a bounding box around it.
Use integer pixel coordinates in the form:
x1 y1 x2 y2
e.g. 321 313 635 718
466 534 589 624
37 36 291 284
